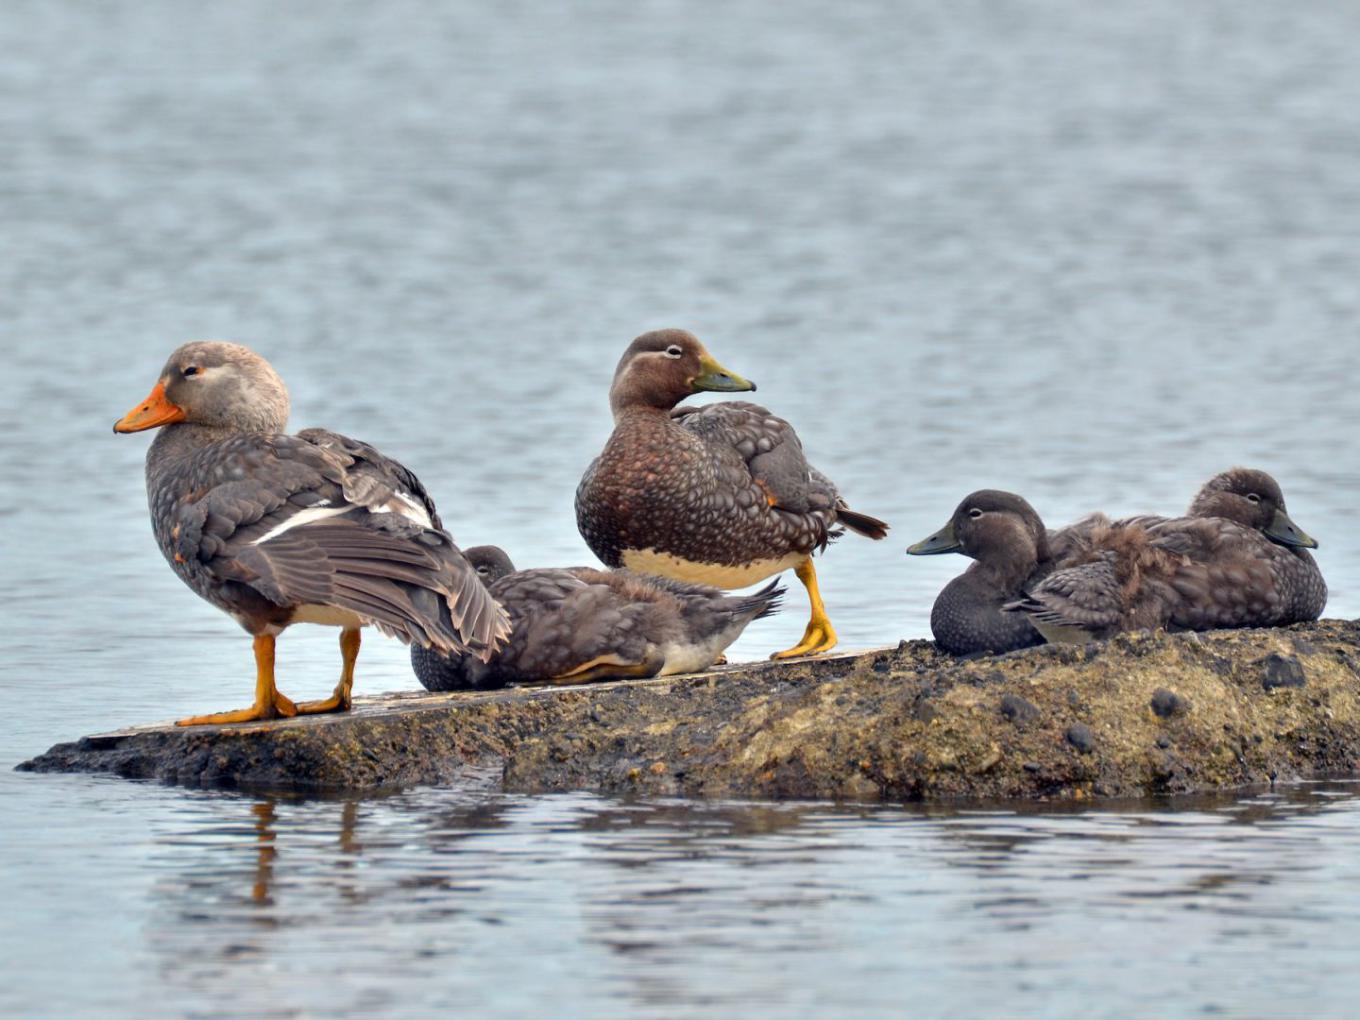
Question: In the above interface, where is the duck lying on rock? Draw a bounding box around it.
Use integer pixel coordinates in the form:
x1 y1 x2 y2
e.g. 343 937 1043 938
410 545 783 689
1005 468 1327 642
905 490 1083 655
114 341 510 726
575 329 887 660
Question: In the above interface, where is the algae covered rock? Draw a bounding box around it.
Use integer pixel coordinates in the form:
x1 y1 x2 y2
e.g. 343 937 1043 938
18 620 1360 802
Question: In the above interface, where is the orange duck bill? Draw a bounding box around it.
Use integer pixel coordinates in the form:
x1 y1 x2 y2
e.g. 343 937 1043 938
113 381 186 433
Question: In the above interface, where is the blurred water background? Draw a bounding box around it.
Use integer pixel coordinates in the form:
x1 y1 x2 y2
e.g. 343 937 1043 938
3 1 1359 1015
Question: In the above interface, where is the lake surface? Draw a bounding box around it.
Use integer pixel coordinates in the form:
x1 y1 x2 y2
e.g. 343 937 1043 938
2 1 1358 1015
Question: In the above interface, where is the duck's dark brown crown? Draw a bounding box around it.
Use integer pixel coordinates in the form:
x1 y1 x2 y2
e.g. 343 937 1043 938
608 329 708 412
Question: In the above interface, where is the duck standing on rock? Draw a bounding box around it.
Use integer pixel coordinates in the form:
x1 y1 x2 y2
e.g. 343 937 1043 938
114 341 510 726
906 490 1082 655
410 545 784 689
575 329 888 659
1005 468 1327 642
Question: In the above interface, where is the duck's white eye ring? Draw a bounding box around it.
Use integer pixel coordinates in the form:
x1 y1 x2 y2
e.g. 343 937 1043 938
1246 493 1261 504
664 345 683 359
968 508 983 519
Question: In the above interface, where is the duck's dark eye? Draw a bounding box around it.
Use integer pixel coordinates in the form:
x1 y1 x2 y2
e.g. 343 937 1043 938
475 566 489 576
664 345 683 359
182 366 201 378
968 508 984 519
1246 493 1261 504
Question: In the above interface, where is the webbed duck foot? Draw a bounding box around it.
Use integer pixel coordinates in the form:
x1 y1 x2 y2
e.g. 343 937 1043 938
770 557 839 659
770 618 838 659
548 654 656 686
175 693 298 727
294 629 359 715
293 684 352 715
175 634 299 727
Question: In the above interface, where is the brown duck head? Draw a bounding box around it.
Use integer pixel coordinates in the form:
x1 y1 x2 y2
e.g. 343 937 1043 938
114 341 290 435
463 545 517 584
907 490 1051 573
608 329 755 417
1189 468 1318 549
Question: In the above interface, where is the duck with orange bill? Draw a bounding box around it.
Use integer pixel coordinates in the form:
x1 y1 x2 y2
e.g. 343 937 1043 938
113 341 509 726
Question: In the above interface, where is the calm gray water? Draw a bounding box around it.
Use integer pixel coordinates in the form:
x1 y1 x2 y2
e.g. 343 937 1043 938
3 1 1359 1015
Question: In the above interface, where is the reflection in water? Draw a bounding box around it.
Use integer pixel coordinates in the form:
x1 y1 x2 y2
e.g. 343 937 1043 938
123 784 1360 1017
250 801 276 906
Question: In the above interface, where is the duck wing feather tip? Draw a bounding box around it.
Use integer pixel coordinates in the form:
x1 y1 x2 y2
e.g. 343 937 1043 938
731 579 785 622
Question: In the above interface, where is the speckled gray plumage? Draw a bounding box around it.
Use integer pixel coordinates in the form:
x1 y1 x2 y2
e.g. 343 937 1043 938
411 546 783 690
928 570 1049 656
145 425 507 656
133 342 508 658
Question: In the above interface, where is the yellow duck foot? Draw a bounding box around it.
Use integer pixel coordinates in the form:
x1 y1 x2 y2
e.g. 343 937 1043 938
294 628 360 715
770 557 839 659
770 618 838 659
175 633 300 727
175 691 297 727
293 682 352 715
548 654 656 686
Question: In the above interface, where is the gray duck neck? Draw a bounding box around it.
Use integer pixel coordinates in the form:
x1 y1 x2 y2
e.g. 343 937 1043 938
145 422 251 483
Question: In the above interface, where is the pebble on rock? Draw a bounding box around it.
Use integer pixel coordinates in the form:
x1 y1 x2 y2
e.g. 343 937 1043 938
1150 688 1190 718
1261 654 1307 691
999 693 1041 725
1065 723 1096 754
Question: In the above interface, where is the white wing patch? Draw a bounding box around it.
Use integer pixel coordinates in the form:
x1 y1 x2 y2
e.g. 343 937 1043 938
379 490 433 529
252 502 350 545
251 489 431 548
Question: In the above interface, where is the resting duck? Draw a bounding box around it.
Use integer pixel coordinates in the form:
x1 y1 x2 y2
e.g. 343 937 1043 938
1005 468 1327 642
113 341 510 726
410 545 783 689
575 329 887 660
906 490 1081 655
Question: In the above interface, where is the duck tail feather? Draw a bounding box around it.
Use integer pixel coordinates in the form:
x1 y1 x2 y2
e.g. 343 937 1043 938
836 505 889 541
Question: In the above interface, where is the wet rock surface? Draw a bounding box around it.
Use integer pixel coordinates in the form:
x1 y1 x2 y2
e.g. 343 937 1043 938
18 620 1360 802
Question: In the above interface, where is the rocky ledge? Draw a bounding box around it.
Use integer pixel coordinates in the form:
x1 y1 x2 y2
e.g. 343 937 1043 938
18 619 1360 801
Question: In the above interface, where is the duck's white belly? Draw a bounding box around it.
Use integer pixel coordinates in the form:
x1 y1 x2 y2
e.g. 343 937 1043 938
655 617 758 677
289 604 368 629
621 548 802 589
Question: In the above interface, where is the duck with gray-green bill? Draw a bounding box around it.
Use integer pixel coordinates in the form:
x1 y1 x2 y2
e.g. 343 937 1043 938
907 490 1078 655
1004 467 1327 642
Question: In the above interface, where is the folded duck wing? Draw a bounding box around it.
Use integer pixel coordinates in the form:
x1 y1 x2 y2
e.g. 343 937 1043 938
1005 554 1126 641
167 432 509 659
295 427 445 530
673 401 886 540
1145 517 1287 629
